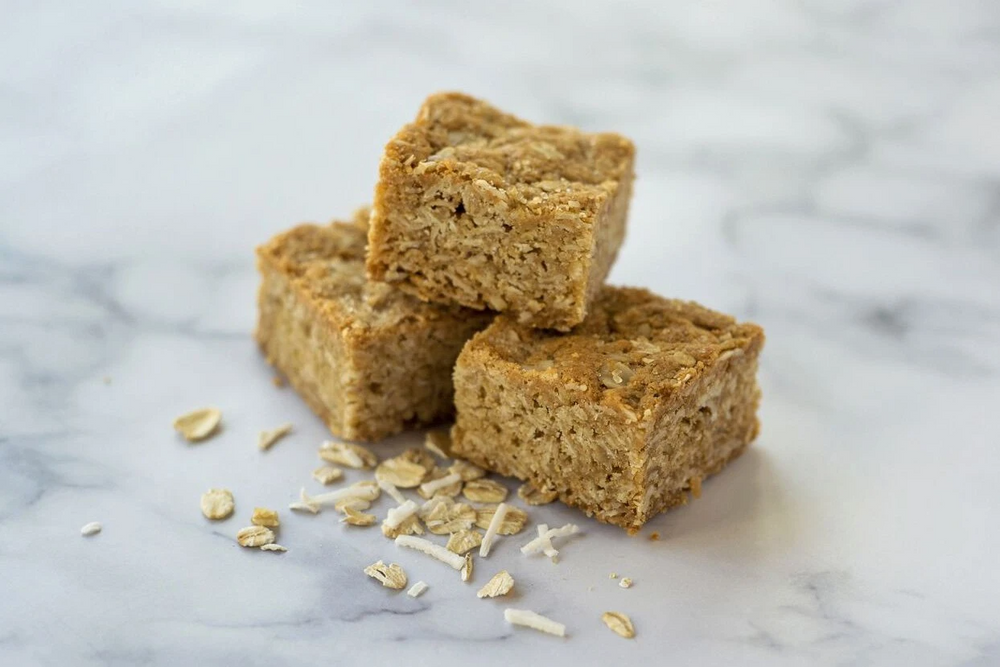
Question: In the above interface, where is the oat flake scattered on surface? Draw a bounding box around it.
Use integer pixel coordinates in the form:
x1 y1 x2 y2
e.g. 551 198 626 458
424 501 476 535
341 506 377 526
477 570 514 598
364 561 407 589
260 543 287 553
318 441 378 469
236 525 275 548
173 407 222 442
399 447 435 472
251 507 280 528
517 483 558 506
475 504 527 535
258 423 293 450
619 577 633 589
200 489 235 520
448 460 485 482
312 466 343 485
601 611 636 638
446 529 483 555
462 479 508 503
375 456 428 488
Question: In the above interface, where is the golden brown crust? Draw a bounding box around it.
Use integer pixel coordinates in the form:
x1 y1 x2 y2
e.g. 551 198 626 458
368 92 635 331
257 216 478 332
466 286 765 414
384 92 634 211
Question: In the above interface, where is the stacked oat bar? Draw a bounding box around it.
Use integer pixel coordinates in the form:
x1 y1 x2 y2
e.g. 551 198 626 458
255 92 764 533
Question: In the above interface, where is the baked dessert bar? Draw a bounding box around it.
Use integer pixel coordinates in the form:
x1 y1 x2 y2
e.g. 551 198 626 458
367 92 635 331
451 286 764 532
255 207 493 442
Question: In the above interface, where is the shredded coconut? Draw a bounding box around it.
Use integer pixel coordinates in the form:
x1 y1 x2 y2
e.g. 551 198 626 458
520 523 579 558
384 500 419 529
378 479 408 504
504 608 566 637
479 502 508 557
394 535 465 570
407 581 428 598
292 483 380 513
419 472 462 496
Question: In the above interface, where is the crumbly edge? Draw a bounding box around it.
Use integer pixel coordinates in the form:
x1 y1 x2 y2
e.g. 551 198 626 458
338 310 492 441
255 261 350 437
451 319 763 532
637 337 763 525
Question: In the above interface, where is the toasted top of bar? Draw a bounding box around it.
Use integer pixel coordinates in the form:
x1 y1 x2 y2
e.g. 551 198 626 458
381 92 635 215
468 286 764 412
256 207 478 329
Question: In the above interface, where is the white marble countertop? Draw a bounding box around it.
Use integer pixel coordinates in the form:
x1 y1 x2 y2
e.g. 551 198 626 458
2 2 999 665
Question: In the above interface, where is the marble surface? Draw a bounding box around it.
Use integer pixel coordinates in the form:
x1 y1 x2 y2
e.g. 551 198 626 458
2 1 999 665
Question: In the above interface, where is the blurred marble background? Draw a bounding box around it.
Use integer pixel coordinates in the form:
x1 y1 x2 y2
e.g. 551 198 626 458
1 2 998 665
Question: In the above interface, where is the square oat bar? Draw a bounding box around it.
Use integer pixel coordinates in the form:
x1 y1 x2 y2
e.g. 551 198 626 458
255 207 493 442
451 286 764 532
367 92 635 331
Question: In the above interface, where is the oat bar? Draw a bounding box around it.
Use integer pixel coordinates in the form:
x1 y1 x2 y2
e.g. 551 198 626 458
367 92 635 331
451 286 764 532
